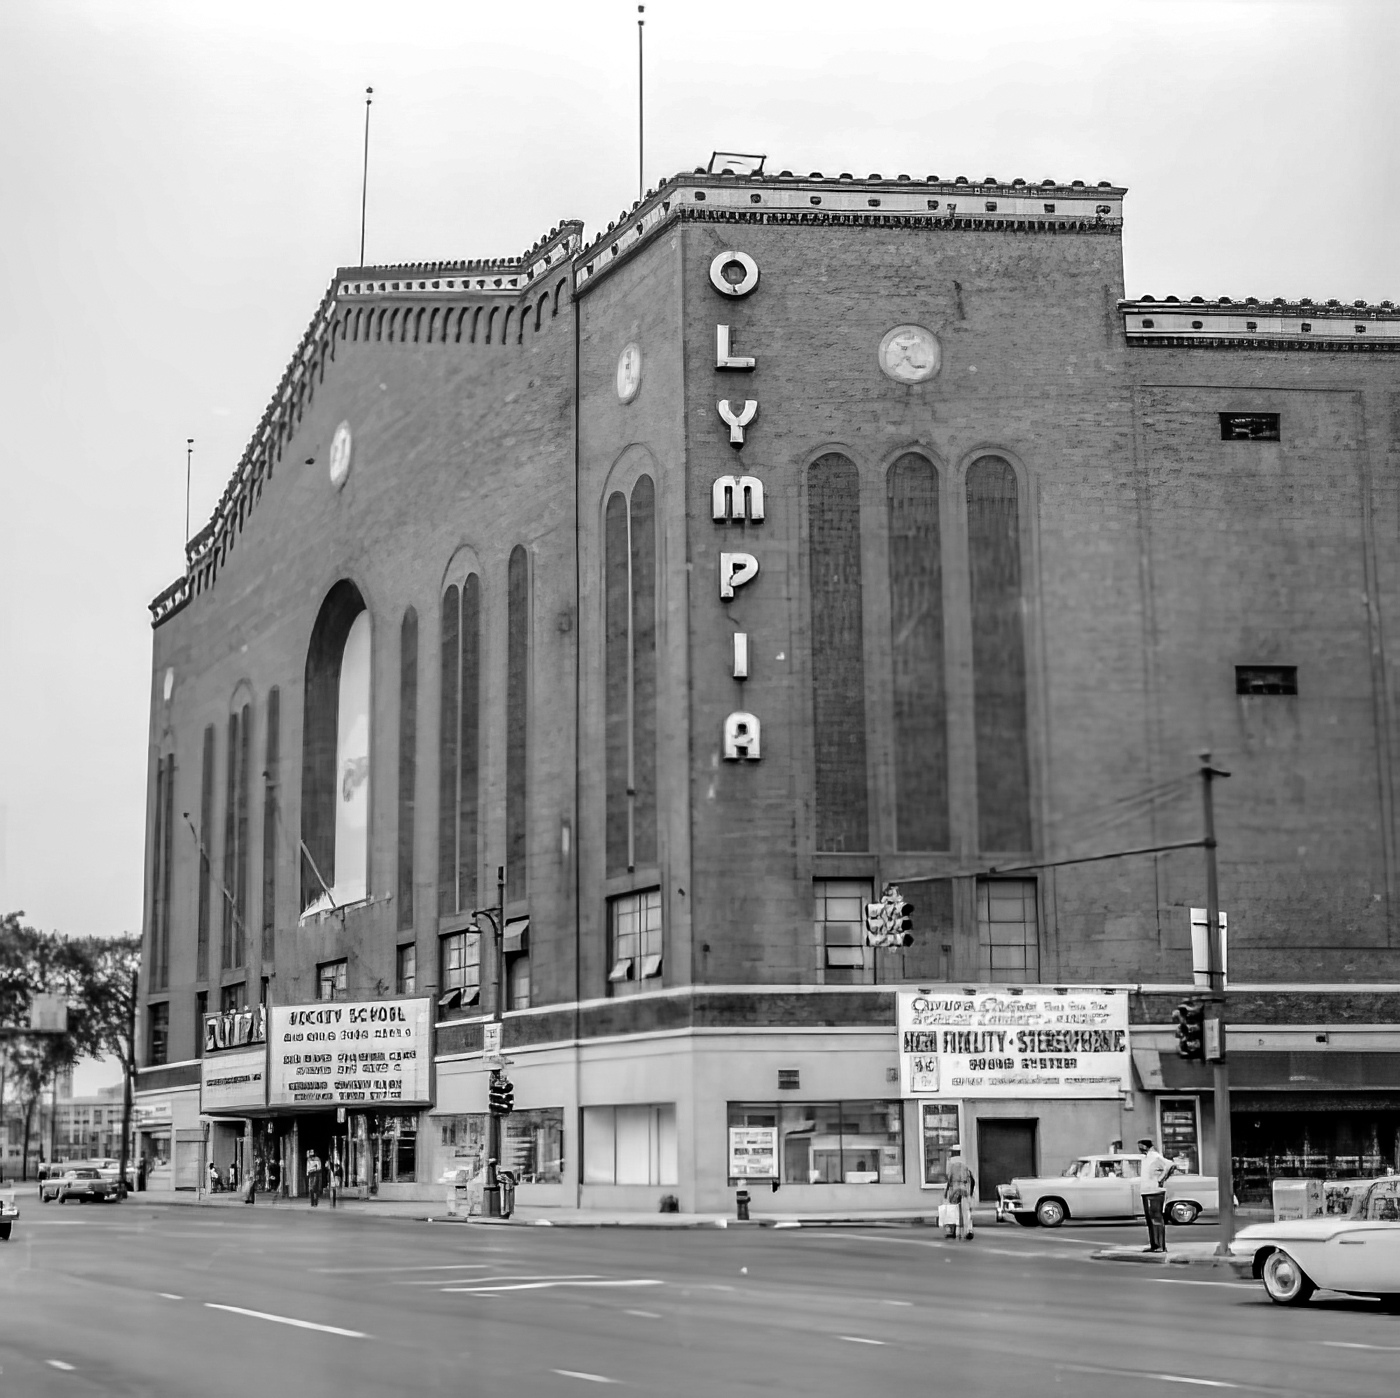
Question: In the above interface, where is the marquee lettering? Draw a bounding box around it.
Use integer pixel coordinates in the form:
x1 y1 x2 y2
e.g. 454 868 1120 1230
717 399 758 448
719 552 759 600
711 474 765 523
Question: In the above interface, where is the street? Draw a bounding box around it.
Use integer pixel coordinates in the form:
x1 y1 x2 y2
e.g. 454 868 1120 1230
2 1200 1399 1396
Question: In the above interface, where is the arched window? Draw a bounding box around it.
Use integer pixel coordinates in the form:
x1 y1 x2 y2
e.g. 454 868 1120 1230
967 456 1031 850
439 580 480 916
808 453 868 851
506 546 529 902
887 454 948 850
301 583 371 914
261 687 280 963
605 476 657 875
487 306 499 344
148 749 175 991
197 725 214 980
222 700 251 969
398 609 418 930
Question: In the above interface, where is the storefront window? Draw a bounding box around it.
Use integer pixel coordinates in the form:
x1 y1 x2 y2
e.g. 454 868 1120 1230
376 1113 417 1183
583 1103 676 1185
919 1102 960 1186
1159 1096 1201 1173
436 1109 564 1185
728 1101 904 1184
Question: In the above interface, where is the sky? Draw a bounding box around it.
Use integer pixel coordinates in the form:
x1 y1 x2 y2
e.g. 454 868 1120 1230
1 0 1397 957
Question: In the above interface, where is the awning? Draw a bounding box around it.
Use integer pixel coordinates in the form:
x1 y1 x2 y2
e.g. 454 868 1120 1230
1134 1049 1400 1095
503 918 529 955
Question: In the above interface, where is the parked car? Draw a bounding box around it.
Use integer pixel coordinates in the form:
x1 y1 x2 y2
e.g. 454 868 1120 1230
999 1152 1219 1228
0 1192 18 1240
39 1167 118 1204
1230 1175 1400 1307
94 1158 136 1189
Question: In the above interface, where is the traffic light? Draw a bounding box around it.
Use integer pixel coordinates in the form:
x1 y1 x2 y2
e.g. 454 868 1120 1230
891 894 914 948
1174 1000 1205 1061
488 1071 514 1116
863 900 889 947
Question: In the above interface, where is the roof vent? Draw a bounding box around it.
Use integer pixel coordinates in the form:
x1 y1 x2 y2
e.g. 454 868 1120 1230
868 172 882 180
1071 179 1086 187
1140 294 1156 302
1012 177 1026 186
1190 295 1205 304
955 175 969 184
897 173 911 182
1165 295 1181 303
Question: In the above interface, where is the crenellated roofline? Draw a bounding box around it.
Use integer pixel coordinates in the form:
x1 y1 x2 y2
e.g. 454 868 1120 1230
1121 295 1400 350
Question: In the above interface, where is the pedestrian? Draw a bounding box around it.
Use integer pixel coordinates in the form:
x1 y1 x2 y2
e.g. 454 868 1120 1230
945 1145 976 1241
1138 1136 1174 1253
307 1150 322 1207
136 1156 147 1193
227 1159 238 1192
207 1160 219 1192
329 1157 342 1209
267 1158 279 1198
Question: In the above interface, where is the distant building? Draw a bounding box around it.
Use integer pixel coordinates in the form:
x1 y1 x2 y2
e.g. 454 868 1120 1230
136 160 1400 1208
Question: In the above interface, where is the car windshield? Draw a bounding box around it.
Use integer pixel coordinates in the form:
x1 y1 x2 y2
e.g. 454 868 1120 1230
1351 1179 1400 1221
73 1169 100 1179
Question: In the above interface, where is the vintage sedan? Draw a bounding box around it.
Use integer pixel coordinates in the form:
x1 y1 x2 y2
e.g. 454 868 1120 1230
39 1167 117 1204
1000 1152 1219 1228
1230 1176 1400 1307
0 1192 18 1240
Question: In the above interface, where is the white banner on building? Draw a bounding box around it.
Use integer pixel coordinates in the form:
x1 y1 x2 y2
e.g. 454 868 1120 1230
897 988 1132 1099
268 998 432 1108
201 1046 267 1114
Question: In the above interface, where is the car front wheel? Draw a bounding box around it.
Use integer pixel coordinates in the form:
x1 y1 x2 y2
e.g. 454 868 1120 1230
1166 1200 1200 1226
1261 1249 1315 1306
1036 1198 1068 1228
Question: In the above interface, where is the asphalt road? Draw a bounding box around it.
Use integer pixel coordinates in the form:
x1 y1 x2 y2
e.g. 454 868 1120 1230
3 1201 1399 1396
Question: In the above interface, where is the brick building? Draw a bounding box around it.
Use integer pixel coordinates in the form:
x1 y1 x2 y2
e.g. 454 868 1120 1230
135 160 1400 1210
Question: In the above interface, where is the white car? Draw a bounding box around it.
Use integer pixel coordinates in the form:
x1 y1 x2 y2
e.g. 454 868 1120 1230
1230 1176 1400 1307
1000 1152 1219 1228
0 1192 18 1241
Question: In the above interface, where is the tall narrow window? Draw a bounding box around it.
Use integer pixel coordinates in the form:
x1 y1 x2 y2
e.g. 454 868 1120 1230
222 705 250 969
809 454 868 851
150 753 174 990
197 725 214 980
815 878 873 984
439 579 480 916
967 457 1031 851
194 990 207 1058
301 582 370 913
147 1002 169 1067
976 878 1040 981
888 454 948 850
604 477 658 876
398 608 418 929
506 546 529 903
261 687 279 963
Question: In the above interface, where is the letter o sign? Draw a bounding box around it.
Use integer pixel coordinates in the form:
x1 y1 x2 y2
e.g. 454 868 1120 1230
709 250 760 298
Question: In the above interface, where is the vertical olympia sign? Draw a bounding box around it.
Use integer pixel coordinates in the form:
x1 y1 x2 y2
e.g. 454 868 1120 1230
711 249 764 762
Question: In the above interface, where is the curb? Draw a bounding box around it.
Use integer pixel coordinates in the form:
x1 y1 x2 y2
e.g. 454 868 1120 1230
1091 1246 1247 1271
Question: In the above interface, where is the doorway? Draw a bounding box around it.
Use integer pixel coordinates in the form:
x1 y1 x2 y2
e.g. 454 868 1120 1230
976 1118 1037 1201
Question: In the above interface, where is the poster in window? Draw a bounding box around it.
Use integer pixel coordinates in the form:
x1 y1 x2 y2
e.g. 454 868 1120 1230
897 988 1131 1099
729 1126 778 1179
1158 1097 1200 1173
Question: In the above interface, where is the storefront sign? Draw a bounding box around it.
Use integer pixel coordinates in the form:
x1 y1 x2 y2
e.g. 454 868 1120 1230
268 998 431 1107
204 1003 267 1053
201 1046 267 1114
897 988 1132 1099
135 1097 173 1128
728 1126 778 1179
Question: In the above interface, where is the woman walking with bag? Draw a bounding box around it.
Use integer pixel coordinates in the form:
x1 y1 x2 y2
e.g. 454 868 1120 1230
944 1145 976 1241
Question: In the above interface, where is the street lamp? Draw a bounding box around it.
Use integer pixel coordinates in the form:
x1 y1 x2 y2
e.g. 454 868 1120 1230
472 864 507 1217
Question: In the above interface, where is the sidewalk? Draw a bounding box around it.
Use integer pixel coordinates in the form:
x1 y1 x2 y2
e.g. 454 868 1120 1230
13 1183 998 1231
1090 1241 1248 1271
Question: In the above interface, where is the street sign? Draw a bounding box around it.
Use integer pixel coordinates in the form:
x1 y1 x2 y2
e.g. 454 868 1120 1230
483 1021 501 1057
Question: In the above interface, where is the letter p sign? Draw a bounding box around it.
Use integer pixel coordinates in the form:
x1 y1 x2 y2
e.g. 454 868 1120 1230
723 711 761 761
719 552 759 600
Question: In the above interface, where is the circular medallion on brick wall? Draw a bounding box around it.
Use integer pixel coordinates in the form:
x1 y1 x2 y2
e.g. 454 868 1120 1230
879 325 941 383
616 343 643 403
328 421 353 489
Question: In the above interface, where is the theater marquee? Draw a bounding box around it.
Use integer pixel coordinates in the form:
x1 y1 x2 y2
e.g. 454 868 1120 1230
268 998 432 1108
897 988 1132 1100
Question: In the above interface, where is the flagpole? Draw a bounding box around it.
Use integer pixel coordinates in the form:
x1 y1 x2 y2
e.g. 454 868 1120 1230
360 87 373 266
637 7 645 201
184 438 194 549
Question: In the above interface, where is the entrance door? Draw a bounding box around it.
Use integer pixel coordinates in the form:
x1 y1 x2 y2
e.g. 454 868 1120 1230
977 1119 1037 1201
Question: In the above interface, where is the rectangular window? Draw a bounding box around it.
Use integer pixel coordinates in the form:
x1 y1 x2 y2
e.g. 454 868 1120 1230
316 959 347 1002
148 1002 169 1066
582 1104 677 1186
1219 412 1280 441
438 1109 564 1184
1235 665 1297 696
976 878 1040 981
1158 1096 1202 1174
396 943 417 995
815 879 873 983
375 1113 418 1184
507 954 530 1011
438 931 480 1009
608 890 662 996
194 990 208 1059
727 1100 904 1185
919 1102 961 1187
220 980 248 1013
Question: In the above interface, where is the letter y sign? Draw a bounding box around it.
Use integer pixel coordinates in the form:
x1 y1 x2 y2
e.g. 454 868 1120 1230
717 399 758 447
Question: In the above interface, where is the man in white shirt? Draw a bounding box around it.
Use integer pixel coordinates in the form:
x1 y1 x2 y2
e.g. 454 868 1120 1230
1138 1136 1173 1252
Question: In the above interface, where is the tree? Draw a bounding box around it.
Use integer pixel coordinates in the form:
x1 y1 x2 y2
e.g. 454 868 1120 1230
67 935 140 1196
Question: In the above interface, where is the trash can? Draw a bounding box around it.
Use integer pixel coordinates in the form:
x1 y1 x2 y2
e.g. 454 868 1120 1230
736 1189 750 1221
498 1169 517 1220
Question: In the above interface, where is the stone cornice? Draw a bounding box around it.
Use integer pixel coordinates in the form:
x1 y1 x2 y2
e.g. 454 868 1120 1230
1121 296 1400 351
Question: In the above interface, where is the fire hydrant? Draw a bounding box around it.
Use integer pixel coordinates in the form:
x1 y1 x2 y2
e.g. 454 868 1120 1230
736 1189 750 1221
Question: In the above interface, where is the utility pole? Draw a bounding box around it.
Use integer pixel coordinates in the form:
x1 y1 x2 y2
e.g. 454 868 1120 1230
1201 752 1235 1255
117 969 136 1199
474 865 507 1217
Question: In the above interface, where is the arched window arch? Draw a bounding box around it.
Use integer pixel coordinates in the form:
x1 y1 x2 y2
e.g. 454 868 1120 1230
503 307 515 344
413 306 425 342
887 453 948 850
487 306 499 344
604 475 657 877
148 746 175 991
553 278 566 316
222 690 252 971
261 686 280 963
535 293 548 330
397 609 418 930
301 582 371 914
808 453 868 851
439 579 480 917
967 456 1031 851
387 307 400 342
427 307 440 343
